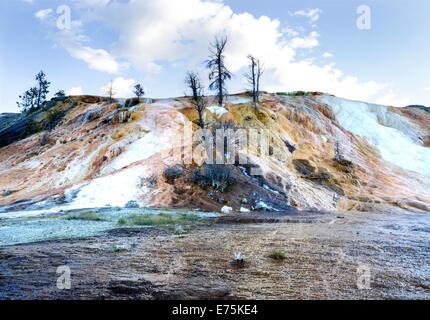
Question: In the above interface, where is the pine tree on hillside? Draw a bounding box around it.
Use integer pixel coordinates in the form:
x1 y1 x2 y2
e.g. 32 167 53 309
16 71 50 113
134 84 145 98
17 87 38 112
35 71 50 109
55 90 66 98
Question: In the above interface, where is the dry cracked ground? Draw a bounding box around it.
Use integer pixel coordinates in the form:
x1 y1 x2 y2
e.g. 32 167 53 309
0 208 429 300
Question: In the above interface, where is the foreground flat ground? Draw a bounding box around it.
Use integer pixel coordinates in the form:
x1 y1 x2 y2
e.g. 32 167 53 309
0 209 429 299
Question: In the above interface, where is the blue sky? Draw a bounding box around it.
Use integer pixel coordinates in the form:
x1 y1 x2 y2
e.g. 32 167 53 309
1 0 430 112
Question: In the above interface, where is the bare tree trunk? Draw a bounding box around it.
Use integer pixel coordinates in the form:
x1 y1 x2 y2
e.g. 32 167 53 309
37 85 41 109
252 60 257 110
256 72 260 110
198 109 204 129
207 36 231 108
218 56 223 106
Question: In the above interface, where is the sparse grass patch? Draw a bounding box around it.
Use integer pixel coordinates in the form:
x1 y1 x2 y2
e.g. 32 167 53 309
105 246 129 253
131 110 145 121
112 127 126 140
276 91 322 97
276 91 307 97
65 211 105 221
117 212 202 226
45 235 68 241
269 250 286 260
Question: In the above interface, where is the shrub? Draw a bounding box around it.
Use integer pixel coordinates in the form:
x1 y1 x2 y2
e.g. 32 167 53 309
125 200 140 208
276 91 307 97
117 212 201 226
269 250 286 260
164 166 183 183
191 164 235 192
125 97 140 108
139 174 157 188
55 90 66 97
65 211 105 221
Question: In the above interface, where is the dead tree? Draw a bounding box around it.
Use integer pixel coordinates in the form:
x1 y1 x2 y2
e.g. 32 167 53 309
206 36 232 107
185 71 206 129
185 71 202 102
195 90 207 129
245 54 264 110
106 80 116 103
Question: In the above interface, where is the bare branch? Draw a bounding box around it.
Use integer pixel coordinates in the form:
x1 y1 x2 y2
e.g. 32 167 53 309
206 36 232 106
245 54 264 110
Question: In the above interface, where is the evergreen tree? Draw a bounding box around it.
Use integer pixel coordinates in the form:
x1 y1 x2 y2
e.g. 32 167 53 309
134 84 145 98
35 71 50 109
17 87 38 112
55 90 66 98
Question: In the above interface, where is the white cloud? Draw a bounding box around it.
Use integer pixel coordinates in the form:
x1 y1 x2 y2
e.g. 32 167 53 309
53 25 127 74
66 86 83 95
89 0 296 75
68 45 123 74
292 9 322 23
283 27 299 37
322 52 333 58
100 77 135 97
265 61 391 103
38 0 407 105
34 5 125 74
289 31 320 49
72 0 110 7
425 87 430 91
35 8 53 21
374 90 410 106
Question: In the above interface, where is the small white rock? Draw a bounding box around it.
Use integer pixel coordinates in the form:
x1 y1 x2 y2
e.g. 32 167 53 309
221 206 233 214
240 207 250 213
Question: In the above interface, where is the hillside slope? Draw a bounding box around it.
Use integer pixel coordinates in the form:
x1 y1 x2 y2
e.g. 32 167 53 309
0 92 429 214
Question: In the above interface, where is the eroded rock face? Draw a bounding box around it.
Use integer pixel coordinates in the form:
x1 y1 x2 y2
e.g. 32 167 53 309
113 109 132 124
293 159 315 176
0 93 429 212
